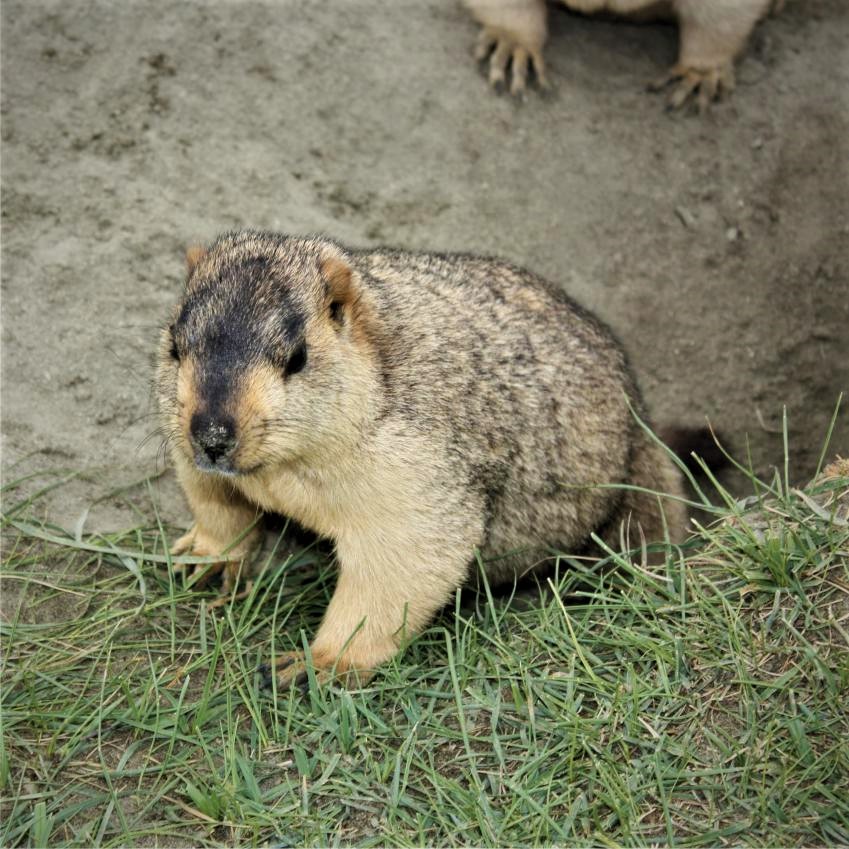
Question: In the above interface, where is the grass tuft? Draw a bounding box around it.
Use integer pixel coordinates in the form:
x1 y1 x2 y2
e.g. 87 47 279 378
1 447 847 847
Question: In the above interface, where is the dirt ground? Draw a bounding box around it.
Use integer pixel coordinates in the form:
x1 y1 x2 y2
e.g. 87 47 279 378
1 0 848 533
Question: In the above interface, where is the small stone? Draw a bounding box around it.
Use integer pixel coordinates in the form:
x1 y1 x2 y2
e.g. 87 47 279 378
675 206 696 229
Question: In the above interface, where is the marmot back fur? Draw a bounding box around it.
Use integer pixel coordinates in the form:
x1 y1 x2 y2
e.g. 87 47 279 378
157 231 687 686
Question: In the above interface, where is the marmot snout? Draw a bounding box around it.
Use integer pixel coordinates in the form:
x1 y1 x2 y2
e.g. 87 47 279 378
157 230 689 687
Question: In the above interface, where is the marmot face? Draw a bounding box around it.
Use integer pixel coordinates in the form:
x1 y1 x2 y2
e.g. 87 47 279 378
156 232 377 478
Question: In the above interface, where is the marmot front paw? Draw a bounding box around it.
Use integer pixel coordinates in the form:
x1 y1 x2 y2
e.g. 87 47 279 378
170 524 259 595
649 62 736 112
474 26 549 96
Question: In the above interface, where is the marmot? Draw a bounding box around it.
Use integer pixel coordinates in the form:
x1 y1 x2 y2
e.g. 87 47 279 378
157 231 689 688
464 0 775 109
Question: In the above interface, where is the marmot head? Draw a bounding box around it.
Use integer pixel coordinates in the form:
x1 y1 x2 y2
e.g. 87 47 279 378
156 231 379 477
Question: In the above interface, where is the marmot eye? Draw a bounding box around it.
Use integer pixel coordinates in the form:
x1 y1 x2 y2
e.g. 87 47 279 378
169 329 180 362
285 342 307 377
329 300 344 324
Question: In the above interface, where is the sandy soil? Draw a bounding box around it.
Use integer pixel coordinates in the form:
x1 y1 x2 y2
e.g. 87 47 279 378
1 0 848 532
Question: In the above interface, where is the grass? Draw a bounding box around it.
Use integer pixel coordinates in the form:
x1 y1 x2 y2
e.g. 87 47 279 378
1 429 848 847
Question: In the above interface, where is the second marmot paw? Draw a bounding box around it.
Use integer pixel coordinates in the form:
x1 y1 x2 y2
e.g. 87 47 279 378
259 650 377 694
649 63 736 113
258 653 311 694
474 27 549 96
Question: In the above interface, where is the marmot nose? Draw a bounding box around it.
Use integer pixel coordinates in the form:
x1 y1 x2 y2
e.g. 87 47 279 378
190 412 237 464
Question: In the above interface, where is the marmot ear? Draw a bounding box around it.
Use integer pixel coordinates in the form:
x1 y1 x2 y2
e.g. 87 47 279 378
185 245 208 276
320 255 357 325
319 252 379 351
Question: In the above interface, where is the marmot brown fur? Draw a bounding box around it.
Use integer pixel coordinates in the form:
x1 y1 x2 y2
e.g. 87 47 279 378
464 0 776 109
157 231 689 687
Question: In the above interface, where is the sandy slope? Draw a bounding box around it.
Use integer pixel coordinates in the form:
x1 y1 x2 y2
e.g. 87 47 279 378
1 0 847 530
